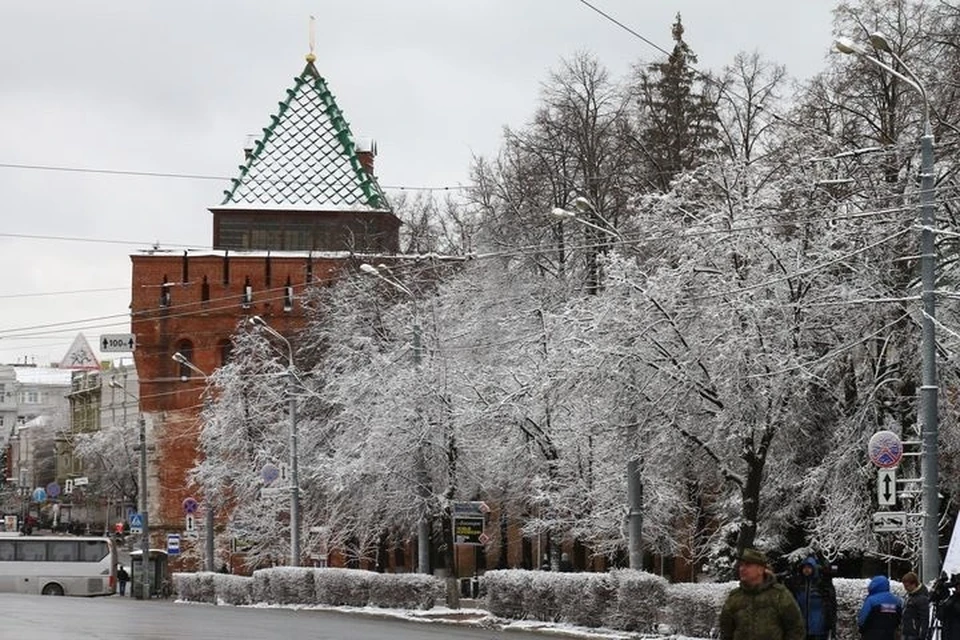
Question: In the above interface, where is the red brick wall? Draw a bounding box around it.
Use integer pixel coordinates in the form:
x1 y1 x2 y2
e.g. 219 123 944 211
130 251 352 547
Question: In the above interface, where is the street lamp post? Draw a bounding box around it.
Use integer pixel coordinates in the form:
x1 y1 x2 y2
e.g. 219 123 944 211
248 316 300 567
550 204 642 570
836 34 939 582
359 263 431 575
108 378 150 599
172 352 215 572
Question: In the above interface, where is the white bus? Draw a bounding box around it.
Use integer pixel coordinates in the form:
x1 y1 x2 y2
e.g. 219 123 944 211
0 535 117 596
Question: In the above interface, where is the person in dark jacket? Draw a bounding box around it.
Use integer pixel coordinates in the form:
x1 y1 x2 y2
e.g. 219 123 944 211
116 564 130 596
901 572 929 640
787 556 837 639
858 575 903 640
719 548 805 640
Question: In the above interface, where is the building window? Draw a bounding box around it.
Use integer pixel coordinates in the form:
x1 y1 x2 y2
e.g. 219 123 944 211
160 276 172 308
176 340 194 381
283 278 294 312
218 339 233 366
242 277 253 309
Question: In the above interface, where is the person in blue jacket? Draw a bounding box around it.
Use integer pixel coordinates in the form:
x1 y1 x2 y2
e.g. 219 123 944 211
858 575 903 640
786 556 837 639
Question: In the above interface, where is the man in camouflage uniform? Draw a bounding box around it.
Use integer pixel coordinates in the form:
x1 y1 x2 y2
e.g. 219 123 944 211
719 548 805 640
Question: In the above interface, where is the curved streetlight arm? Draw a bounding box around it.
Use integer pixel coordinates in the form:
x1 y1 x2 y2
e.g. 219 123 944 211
572 196 622 239
172 352 210 380
835 37 928 126
359 263 415 299
549 207 623 241
249 316 294 369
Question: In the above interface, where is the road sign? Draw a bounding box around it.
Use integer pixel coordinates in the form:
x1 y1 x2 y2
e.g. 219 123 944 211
182 496 198 514
878 468 897 506
167 533 181 555
31 488 46 503
100 334 136 352
185 514 195 532
868 430 904 468
454 516 485 545
261 464 280 487
452 501 490 517
129 512 144 534
872 511 908 532
46 482 60 499
73 477 89 487
64 479 74 495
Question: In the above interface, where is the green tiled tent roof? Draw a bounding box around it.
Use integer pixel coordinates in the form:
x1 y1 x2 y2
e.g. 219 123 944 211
222 60 388 211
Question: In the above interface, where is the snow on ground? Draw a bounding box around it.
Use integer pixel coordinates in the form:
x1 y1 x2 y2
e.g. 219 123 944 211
187 599 710 639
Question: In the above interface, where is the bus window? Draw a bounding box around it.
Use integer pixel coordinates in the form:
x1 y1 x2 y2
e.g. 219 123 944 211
0 541 14 561
49 541 77 562
79 541 108 563
19 541 46 561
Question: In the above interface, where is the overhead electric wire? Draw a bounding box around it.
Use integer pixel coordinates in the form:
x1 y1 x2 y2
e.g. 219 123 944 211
0 160 465 192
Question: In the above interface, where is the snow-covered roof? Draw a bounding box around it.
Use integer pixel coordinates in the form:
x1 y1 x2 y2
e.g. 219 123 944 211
220 58 389 212
14 367 73 386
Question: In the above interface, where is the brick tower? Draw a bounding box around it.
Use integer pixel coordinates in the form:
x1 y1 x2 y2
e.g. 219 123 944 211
129 52 399 565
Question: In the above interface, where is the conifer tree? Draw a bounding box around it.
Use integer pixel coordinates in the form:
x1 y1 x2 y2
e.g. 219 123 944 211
634 14 719 192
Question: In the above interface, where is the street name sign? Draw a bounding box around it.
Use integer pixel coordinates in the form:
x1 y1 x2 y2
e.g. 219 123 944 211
100 334 136 352
877 468 897 506
454 516 485 545
872 511 907 533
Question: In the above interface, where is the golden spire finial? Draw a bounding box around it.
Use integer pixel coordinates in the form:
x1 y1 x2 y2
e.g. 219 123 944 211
305 15 316 63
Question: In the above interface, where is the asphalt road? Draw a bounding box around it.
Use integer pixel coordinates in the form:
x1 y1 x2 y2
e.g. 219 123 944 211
0 593 555 640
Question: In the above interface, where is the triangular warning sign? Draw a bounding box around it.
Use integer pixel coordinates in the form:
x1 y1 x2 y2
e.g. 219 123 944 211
59 333 100 370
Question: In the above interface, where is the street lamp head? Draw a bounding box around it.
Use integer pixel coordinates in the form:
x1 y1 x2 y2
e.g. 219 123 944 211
550 207 576 220
868 31 892 52
249 315 266 328
359 263 379 276
107 378 123 390
834 37 865 56
172 352 188 365
571 196 595 213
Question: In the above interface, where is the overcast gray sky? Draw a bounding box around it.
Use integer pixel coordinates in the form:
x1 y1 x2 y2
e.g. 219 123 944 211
0 0 838 367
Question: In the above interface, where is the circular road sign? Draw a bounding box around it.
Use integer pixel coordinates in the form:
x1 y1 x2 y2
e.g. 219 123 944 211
261 464 280 487
868 430 904 468
182 496 199 514
46 482 61 498
31 487 47 503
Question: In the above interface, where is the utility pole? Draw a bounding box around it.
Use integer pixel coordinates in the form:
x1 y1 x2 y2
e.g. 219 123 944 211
138 413 150 600
248 317 300 566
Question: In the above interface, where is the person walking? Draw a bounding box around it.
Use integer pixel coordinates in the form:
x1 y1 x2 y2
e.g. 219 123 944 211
116 564 130 597
719 548 805 640
901 572 929 640
857 575 903 640
786 556 837 640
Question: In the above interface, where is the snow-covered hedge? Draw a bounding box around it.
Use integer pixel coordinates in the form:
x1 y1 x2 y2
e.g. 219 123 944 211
213 573 255 605
662 580 735 638
481 569 666 631
176 567 442 610
173 571 215 603
482 571 908 639
368 572 444 610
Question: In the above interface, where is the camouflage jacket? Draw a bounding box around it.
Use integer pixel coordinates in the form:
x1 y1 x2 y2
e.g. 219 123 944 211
719 574 805 640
